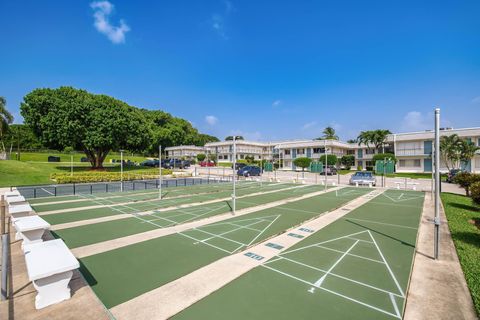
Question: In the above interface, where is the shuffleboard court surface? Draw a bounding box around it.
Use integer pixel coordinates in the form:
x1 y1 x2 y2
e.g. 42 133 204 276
51 184 332 248
79 187 371 309
40 182 295 225
172 189 424 320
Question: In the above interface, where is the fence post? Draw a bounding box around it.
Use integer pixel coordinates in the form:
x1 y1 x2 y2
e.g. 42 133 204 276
133 182 136 191
54 186 57 197
73 183 76 195
90 185 93 194
106 183 109 193
1 195 5 235
176 179 178 187
1 233 9 301
34 188 36 198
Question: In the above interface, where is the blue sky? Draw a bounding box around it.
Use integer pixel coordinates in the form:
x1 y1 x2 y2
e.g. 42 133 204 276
1 0 479 141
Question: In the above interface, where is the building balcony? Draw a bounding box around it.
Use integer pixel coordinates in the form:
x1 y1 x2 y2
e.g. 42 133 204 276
395 149 427 156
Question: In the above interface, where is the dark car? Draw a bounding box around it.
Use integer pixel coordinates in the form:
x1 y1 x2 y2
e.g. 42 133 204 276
232 163 247 170
237 165 262 177
446 169 463 183
320 165 337 175
140 159 160 167
165 159 185 169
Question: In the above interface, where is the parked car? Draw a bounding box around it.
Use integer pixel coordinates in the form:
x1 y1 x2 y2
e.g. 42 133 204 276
164 159 186 169
200 160 215 167
237 165 262 177
232 163 247 170
446 169 463 183
320 165 337 175
140 159 160 167
181 160 191 168
349 171 376 186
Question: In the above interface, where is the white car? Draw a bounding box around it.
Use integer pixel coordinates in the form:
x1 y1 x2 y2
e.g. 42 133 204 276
349 171 376 186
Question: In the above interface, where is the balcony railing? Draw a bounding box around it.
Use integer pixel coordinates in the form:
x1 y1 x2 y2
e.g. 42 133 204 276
396 149 427 156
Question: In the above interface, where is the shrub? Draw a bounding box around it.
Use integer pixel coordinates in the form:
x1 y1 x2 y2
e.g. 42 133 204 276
454 172 480 196
293 157 312 171
196 153 206 162
51 169 172 184
372 153 397 163
357 165 363 171
319 154 338 166
471 182 480 206
340 155 355 168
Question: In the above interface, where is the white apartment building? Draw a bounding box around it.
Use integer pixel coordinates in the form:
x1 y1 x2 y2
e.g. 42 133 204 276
204 140 277 162
164 145 205 159
166 127 480 173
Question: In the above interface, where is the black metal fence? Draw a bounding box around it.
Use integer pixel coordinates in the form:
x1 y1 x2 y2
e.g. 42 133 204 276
13 177 231 199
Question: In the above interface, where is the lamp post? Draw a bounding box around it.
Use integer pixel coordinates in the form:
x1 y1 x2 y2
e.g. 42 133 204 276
233 136 237 214
434 108 440 259
120 150 124 192
159 145 162 199
324 140 328 191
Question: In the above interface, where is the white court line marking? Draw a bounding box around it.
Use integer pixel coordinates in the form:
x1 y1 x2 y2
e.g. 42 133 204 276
262 264 401 319
346 237 373 243
398 193 404 200
178 232 232 254
390 293 401 318
189 228 247 246
368 230 405 298
41 188 54 195
315 245 384 264
382 192 424 203
199 219 267 244
245 215 281 246
266 256 401 298
346 218 418 230
310 240 359 290
225 222 262 232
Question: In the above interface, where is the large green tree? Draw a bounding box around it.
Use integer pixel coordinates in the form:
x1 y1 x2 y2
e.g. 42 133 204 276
0 97 14 153
21 87 151 168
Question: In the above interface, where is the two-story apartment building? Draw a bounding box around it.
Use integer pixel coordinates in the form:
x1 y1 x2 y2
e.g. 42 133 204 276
164 145 205 160
165 127 480 173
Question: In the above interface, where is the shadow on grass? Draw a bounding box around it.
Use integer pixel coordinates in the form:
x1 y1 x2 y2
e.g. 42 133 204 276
452 231 480 248
447 202 480 212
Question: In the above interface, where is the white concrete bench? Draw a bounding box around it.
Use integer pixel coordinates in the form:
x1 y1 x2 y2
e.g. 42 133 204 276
6 195 27 205
5 190 21 197
394 181 403 189
13 215 51 247
8 204 34 220
24 239 79 309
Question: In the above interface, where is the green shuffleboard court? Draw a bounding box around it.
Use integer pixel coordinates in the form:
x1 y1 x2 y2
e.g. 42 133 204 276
40 181 297 225
79 187 371 309
172 189 424 320
51 184 333 248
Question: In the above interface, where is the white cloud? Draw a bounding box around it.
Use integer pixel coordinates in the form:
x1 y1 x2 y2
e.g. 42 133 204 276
205 115 218 126
302 121 317 130
400 111 429 132
211 1 234 39
272 100 282 107
90 1 130 44
472 96 480 104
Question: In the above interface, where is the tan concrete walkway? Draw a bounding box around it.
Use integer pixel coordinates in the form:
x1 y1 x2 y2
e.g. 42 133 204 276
110 189 384 320
0 229 111 320
72 186 340 258
51 184 310 231
404 193 477 320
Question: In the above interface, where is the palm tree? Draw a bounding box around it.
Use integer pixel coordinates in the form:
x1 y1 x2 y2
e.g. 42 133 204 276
440 134 463 171
357 131 374 149
372 129 392 153
460 139 479 168
0 97 14 153
321 126 339 140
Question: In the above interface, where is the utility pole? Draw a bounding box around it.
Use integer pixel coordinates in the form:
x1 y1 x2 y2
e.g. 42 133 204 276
324 140 328 191
159 145 162 199
434 108 441 259
120 150 124 192
232 136 237 214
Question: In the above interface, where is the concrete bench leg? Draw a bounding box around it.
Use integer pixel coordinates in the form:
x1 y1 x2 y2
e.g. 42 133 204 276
32 270 73 309
20 229 46 249
355 182 358 187
331 182 336 186
368 182 372 188
412 185 417 191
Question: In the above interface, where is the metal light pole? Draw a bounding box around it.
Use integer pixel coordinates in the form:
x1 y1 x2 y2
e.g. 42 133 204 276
159 145 162 199
434 108 441 259
324 140 328 191
232 136 237 214
120 150 124 192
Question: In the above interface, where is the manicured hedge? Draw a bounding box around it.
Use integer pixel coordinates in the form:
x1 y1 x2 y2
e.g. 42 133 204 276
51 169 172 184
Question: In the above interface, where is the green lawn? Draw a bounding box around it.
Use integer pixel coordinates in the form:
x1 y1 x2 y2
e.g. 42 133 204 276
441 193 480 316
0 160 160 187
15 151 149 163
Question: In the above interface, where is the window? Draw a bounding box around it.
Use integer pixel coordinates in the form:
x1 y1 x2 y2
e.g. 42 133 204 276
313 147 325 154
240 154 244 159
475 158 480 169
346 150 355 155
297 148 305 155
365 161 374 167
366 149 375 155
399 159 421 167
284 149 291 155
